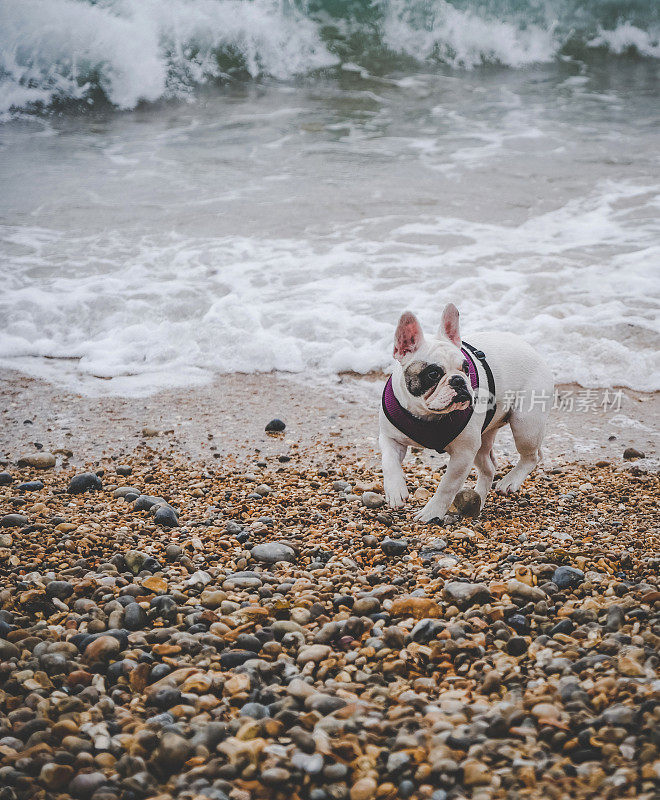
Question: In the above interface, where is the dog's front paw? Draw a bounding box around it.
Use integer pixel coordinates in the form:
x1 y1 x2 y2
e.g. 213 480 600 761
495 472 522 495
385 480 408 510
413 500 448 524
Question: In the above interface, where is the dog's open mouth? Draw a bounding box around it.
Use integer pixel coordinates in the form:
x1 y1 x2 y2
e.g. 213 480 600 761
442 398 471 413
423 383 472 414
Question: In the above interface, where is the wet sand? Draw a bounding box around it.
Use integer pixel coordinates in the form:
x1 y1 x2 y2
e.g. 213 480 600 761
1 370 658 471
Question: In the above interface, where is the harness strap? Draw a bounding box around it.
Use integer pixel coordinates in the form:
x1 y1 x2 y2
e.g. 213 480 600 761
461 341 497 431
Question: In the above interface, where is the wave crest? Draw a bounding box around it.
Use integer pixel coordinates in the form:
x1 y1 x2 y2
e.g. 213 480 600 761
0 0 659 115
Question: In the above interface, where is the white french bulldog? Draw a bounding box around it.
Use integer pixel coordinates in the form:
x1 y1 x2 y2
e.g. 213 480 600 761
379 304 553 522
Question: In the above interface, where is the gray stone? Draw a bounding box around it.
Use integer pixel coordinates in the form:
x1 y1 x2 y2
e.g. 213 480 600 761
46 581 73 600
381 538 408 556
68 472 102 494
133 495 166 512
68 771 106 799
1 514 27 528
387 751 411 773
297 644 331 665
226 520 243 535
507 579 547 602
18 452 56 469
223 573 262 590
153 504 179 528
251 542 295 564
605 605 625 632
361 491 384 509
265 418 286 432
165 544 182 561
443 581 491 609
17 480 44 492
305 694 347 714
0 639 20 660
124 603 148 630
291 752 324 775
113 486 140 498
552 566 584 591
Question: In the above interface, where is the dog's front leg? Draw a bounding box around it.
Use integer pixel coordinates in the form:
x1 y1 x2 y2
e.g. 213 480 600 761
380 433 408 509
414 448 476 523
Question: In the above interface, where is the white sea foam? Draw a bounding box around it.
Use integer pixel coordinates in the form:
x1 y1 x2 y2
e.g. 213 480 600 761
0 0 658 115
1 180 658 396
380 0 559 69
0 0 336 114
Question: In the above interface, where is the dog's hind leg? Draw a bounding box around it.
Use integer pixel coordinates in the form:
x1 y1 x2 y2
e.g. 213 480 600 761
496 408 546 495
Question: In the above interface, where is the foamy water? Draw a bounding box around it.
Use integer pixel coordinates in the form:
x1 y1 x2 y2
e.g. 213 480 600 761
1 0 659 115
0 3 659 395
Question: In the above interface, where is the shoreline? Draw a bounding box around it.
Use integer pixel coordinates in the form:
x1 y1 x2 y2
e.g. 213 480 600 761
1 369 658 471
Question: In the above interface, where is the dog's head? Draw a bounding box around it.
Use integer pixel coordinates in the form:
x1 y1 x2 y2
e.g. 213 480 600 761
393 304 473 415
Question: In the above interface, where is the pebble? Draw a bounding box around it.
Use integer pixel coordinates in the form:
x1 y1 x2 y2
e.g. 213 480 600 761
361 491 385 508
46 580 74 599
17 451 56 469
226 520 243 535
623 447 644 459
1 513 27 528
380 537 408 556
16 479 44 491
453 488 482 516
265 418 286 432
443 581 491 608
552 565 585 590
124 603 148 630
40 762 74 790
251 542 296 563
68 771 107 799
165 543 182 561
84 634 121 661
0 453 656 800
67 472 103 494
297 644 331 664
0 471 12 485
351 777 377 800
153 504 179 527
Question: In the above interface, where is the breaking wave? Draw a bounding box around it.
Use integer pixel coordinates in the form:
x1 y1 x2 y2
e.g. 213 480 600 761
1 0 659 115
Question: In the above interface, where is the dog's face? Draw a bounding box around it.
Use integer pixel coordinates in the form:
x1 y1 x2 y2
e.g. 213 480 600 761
393 304 473 415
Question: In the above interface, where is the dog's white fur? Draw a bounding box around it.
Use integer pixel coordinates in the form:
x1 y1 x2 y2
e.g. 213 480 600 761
379 304 553 522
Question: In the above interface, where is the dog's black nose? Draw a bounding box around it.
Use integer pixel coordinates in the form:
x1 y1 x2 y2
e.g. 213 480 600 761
448 374 467 390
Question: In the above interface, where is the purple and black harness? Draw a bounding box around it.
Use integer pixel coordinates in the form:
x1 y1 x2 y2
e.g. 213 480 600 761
382 341 497 453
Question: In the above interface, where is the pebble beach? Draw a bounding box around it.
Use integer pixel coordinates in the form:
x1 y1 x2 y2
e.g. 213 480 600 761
1 431 658 800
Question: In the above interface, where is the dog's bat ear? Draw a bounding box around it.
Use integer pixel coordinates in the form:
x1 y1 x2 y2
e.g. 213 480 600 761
440 303 461 347
394 311 424 361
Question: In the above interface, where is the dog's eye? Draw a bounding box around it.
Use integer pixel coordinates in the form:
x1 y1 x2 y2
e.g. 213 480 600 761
424 366 444 383
462 360 470 375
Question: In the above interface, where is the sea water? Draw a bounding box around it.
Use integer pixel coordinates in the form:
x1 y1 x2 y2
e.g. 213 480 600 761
0 0 658 395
